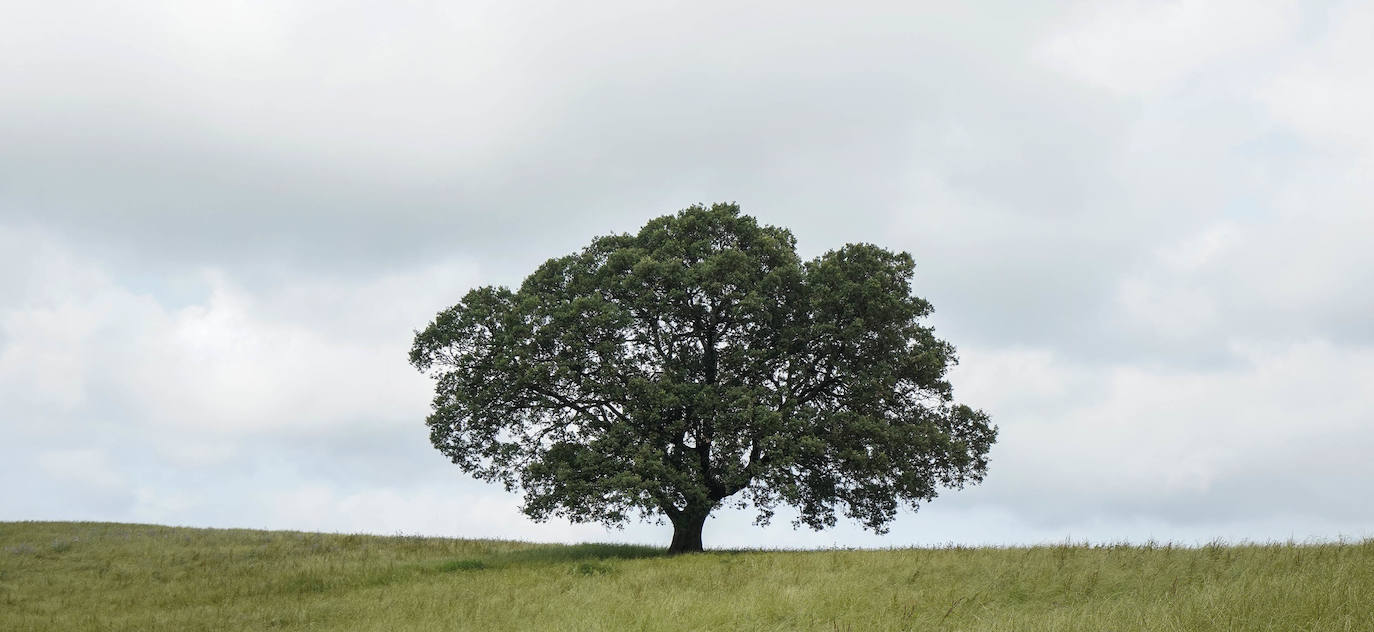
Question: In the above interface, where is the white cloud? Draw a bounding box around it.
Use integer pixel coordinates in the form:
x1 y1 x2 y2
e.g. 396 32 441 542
1035 0 1298 96
1105 195 1374 351
261 484 621 542
0 226 479 437
0 228 141 413
1156 222 1240 271
36 448 126 493
0 0 533 185
1260 2 1374 152
1116 277 1219 340
951 340 1374 530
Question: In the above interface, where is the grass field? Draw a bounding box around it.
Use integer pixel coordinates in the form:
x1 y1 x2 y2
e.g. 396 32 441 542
2 521 1370 631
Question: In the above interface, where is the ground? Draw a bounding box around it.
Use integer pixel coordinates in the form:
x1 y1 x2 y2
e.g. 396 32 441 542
1 521 1370 631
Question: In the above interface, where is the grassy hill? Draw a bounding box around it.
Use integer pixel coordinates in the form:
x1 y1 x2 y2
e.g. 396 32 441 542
2 521 1370 631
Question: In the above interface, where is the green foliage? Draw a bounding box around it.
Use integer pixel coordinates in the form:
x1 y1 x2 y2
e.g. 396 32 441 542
410 203 996 549
3 522 1373 631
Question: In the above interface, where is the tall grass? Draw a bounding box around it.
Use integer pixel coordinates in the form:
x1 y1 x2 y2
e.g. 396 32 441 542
2 521 1370 631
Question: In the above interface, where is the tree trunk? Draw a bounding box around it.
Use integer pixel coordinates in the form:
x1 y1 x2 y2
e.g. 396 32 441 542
667 509 710 554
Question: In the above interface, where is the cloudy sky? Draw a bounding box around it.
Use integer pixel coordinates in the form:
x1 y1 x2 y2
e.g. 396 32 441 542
3 0 1371 548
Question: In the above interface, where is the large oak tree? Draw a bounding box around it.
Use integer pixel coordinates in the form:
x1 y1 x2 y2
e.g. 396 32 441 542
410 204 996 552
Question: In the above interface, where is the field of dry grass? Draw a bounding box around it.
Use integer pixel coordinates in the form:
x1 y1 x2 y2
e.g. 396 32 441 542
2 521 1371 631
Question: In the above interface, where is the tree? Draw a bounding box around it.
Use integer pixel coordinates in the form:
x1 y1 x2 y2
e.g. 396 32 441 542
409 203 996 553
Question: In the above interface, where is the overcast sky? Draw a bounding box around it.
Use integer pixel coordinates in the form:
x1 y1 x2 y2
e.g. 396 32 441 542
3 0 1372 548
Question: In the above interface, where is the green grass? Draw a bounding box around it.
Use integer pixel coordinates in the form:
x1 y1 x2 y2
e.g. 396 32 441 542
2 522 1371 631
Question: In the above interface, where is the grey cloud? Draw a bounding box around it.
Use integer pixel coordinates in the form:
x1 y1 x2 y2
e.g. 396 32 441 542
4 0 1373 547
3 0 1276 367
1 3 1073 267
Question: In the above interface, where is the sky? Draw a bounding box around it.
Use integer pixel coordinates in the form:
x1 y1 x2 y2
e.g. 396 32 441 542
2 0 1372 549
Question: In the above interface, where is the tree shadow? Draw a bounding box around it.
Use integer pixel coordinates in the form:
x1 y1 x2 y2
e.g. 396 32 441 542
493 542 668 565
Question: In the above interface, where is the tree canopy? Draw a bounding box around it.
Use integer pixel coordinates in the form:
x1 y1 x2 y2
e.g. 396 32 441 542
409 203 996 552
